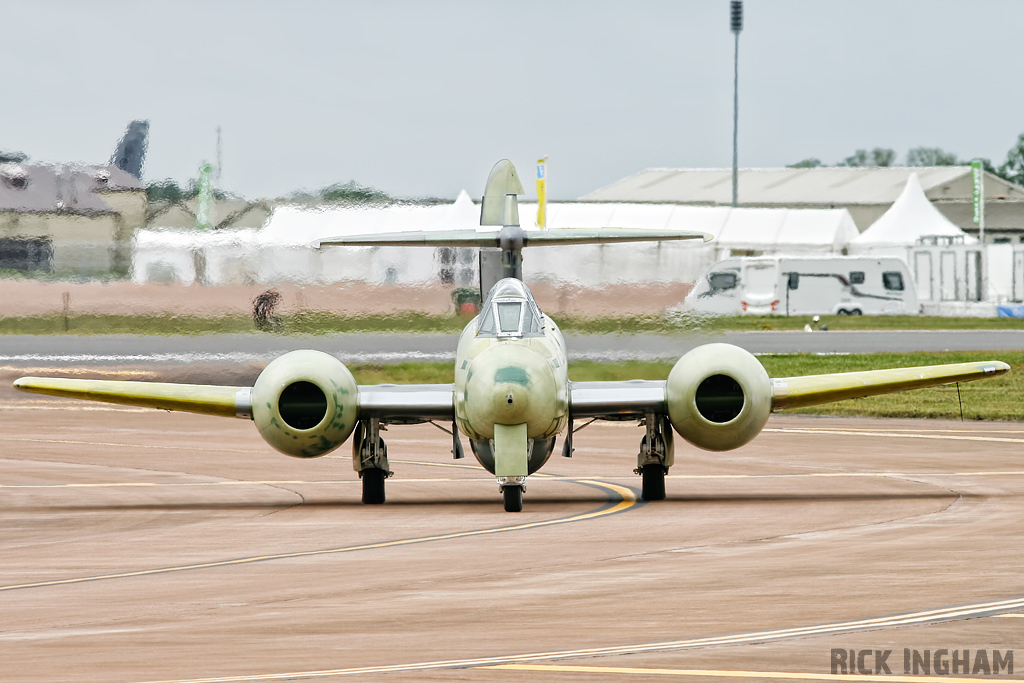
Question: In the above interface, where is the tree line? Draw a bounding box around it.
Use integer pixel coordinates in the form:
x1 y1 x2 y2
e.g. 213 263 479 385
789 132 1024 186
146 178 393 205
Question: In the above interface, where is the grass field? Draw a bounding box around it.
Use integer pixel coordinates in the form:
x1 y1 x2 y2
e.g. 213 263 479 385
4 311 1024 336
345 351 1021 421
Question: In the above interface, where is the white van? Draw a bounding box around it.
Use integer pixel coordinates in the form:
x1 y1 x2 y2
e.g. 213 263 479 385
685 256 919 316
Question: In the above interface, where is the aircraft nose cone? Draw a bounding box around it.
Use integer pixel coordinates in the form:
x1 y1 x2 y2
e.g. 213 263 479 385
463 344 559 439
493 380 531 423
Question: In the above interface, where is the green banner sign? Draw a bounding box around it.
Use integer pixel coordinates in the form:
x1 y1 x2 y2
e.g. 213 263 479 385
971 159 983 226
196 163 213 231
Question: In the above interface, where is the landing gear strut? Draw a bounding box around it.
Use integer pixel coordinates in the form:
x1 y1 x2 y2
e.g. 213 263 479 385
635 413 674 502
354 418 391 505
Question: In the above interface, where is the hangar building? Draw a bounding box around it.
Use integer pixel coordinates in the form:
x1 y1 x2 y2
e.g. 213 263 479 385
0 163 146 277
583 167 1024 243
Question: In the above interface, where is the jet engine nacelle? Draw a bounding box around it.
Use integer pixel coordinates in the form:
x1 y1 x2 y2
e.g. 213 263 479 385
251 350 359 458
666 343 772 452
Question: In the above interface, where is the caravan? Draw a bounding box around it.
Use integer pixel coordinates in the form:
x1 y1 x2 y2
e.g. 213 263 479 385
685 256 918 316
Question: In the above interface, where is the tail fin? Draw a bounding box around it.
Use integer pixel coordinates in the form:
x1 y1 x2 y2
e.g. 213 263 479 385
480 158 524 227
110 120 149 179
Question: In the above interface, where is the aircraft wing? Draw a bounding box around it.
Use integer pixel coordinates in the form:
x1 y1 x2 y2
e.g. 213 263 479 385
356 384 454 422
13 378 455 423
315 228 711 249
569 380 666 419
12 377 250 417
769 361 1008 410
568 360 1009 418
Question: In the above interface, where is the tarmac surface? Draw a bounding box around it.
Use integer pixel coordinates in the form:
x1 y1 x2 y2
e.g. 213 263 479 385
2 394 1023 682
2 329 1024 366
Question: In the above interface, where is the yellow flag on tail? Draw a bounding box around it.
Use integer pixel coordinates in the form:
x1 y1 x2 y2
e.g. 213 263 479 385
536 156 547 229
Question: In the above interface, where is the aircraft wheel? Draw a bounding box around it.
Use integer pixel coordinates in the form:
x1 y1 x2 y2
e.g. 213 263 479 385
641 464 666 501
850 308 863 315
502 485 524 512
837 308 849 315
362 468 386 504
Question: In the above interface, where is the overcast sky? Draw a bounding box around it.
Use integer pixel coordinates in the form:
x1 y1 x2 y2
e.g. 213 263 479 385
4 1 1022 200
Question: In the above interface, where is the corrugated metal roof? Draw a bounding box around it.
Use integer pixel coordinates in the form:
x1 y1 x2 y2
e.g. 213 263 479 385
582 166 1024 205
0 163 143 214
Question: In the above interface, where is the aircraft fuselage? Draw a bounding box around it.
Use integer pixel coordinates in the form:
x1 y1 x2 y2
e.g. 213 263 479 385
453 279 569 475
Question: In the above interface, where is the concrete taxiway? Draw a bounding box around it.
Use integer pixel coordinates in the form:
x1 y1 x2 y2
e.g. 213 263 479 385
2 329 1023 366
1 394 1023 682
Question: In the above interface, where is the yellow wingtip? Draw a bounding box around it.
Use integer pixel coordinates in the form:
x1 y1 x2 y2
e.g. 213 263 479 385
13 377 37 391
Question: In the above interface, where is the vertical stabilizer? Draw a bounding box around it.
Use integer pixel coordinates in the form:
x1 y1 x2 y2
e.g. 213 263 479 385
111 120 149 179
480 159 524 227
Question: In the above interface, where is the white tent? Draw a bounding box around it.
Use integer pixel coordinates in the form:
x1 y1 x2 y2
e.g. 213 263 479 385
135 197 860 286
513 203 857 285
514 203 856 252
850 173 976 250
259 189 481 246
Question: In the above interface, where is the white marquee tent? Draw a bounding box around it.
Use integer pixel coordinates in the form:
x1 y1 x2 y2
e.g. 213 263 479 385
135 194 860 286
850 173 975 253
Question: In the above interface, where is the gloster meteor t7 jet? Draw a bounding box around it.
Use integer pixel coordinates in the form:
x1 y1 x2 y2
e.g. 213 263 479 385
14 161 1009 511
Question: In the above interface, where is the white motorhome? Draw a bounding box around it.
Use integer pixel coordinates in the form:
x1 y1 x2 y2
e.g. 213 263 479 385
685 256 918 316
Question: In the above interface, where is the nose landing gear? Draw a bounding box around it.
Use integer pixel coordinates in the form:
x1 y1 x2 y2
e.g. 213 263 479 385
498 476 526 512
502 484 524 512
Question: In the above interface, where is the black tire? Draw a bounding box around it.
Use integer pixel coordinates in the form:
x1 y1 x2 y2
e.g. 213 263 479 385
837 309 849 315
641 464 666 501
502 485 523 512
850 308 862 315
361 468 386 505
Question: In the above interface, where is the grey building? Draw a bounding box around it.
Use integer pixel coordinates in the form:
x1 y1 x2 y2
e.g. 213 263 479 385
0 163 147 277
583 167 1024 243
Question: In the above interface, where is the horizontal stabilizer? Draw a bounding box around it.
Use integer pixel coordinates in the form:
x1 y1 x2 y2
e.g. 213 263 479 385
771 361 1009 411
316 228 710 249
13 377 251 418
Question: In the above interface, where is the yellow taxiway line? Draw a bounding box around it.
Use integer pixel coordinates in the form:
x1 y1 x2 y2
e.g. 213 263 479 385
0 480 636 593
481 663 1012 682
128 595 1024 683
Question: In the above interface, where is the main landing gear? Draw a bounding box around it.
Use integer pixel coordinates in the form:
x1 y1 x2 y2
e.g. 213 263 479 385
354 418 391 505
635 413 674 502
361 467 387 505
640 464 666 502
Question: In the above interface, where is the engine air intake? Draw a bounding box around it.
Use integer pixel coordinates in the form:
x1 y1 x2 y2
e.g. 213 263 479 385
695 374 744 423
666 343 772 451
279 381 328 429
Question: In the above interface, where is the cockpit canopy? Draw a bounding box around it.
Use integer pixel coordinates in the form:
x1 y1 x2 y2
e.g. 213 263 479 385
476 278 545 338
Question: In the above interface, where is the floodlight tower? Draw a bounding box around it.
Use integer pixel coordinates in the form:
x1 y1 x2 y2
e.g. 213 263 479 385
730 0 742 208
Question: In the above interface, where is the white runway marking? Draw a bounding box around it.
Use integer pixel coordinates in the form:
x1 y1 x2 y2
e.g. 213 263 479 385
127 595 1024 682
